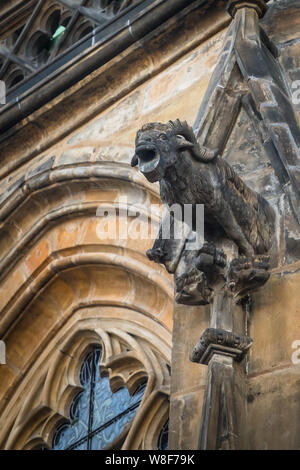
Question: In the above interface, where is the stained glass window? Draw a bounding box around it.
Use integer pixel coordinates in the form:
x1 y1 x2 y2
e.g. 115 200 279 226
157 419 169 450
52 347 146 450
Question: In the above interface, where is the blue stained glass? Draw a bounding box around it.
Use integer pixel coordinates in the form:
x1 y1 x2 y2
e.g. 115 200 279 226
52 348 146 450
158 419 169 450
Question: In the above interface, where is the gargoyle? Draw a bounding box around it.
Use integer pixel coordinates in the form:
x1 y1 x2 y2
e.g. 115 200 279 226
131 119 275 304
132 119 275 257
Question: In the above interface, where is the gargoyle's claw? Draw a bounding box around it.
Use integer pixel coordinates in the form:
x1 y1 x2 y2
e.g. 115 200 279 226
227 255 271 302
196 243 227 270
146 247 166 263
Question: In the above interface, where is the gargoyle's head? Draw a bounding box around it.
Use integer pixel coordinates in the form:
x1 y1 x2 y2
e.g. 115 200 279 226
131 119 218 183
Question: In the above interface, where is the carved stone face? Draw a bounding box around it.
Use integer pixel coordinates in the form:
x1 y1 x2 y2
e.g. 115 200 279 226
132 125 178 183
131 120 216 182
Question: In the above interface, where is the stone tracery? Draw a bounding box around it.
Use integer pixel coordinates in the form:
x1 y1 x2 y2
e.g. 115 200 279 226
1 311 171 450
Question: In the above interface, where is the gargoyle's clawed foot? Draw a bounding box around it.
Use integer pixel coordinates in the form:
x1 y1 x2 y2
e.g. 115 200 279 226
195 242 227 271
227 255 270 302
175 268 213 306
146 247 167 263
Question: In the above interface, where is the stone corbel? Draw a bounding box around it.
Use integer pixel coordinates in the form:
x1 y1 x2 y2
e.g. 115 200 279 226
190 328 253 365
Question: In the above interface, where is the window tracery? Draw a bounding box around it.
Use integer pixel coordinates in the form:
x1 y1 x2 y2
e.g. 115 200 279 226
52 348 147 450
0 0 142 95
1 312 171 450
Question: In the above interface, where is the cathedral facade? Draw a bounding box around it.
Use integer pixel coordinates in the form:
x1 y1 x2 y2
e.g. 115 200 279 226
0 0 299 450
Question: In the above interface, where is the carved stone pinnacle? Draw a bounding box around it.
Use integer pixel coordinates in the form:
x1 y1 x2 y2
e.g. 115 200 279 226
226 0 269 18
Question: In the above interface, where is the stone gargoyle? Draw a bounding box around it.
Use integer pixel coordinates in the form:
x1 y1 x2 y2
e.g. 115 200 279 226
131 119 275 304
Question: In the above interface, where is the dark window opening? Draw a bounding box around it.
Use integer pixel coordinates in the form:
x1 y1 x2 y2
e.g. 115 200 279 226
12 26 24 45
79 26 93 40
46 10 61 35
7 71 25 89
27 32 52 66
61 16 72 28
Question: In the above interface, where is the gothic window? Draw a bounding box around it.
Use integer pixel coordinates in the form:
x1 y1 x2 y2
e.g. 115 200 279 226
2 313 171 450
52 347 147 450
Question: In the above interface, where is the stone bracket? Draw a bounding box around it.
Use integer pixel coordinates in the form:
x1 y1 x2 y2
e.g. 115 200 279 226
190 328 253 364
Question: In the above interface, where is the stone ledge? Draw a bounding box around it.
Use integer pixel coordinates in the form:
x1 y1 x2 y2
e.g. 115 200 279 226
190 328 253 364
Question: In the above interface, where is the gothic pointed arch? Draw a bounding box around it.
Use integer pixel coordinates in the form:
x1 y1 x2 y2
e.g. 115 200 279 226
1 309 171 450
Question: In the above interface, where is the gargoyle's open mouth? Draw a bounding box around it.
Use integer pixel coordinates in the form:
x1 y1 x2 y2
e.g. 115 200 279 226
134 143 161 182
135 144 157 162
